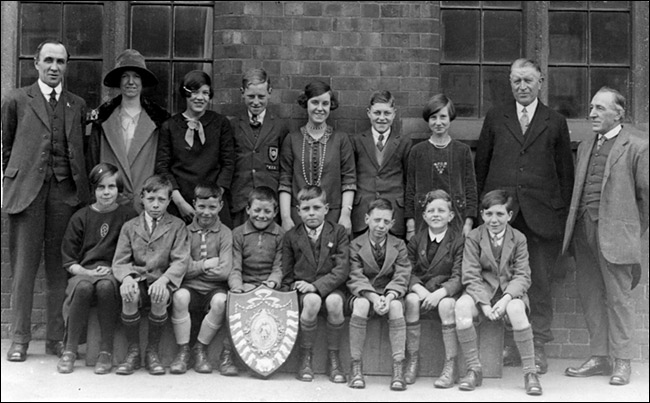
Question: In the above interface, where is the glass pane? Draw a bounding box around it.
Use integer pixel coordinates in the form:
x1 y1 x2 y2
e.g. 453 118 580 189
590 68 630 101
483 1 522 8
143 61 172 112
66 61 102 108
440 65 479 118
174 6 213 58
132 6 171 58
64 4 103 57
548 67 587 118
20 3 61 57
441 1 479 7
549 1 587 9
19 59 39 88
590 13 630 64
172 63 213 114
590 1 629 10
549 12 586 63
442 10 479 62
483 11 521 62
482 65 513 115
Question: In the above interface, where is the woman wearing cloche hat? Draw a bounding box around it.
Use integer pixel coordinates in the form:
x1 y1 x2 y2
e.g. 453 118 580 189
86 49 170 213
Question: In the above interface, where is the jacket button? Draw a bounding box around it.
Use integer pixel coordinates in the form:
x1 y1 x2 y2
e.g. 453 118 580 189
252 169 256 174
520 150 525 155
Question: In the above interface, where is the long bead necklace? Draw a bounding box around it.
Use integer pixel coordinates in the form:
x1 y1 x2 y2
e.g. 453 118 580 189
301 125 329 186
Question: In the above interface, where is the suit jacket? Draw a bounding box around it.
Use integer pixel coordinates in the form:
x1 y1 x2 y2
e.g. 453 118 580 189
347 232 411 298
2 82 89 213
281 220 350 296
112 212 190 290
562 128 649 268
230 111 289 213
350 128 411 236
462 224 531 308
407 227 463 298
475 101 574 240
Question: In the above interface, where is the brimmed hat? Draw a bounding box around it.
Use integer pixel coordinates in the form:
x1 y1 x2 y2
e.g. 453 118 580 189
103 49 158 88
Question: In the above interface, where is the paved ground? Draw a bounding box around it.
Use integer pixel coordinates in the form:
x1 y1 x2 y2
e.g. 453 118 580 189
1 339 648 402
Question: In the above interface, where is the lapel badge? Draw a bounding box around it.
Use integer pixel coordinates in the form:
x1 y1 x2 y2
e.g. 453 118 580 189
268 146 279 162
327 242 333 248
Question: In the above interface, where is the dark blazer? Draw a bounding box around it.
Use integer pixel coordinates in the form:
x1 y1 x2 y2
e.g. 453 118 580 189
562 128 649 271
462 224 531 308
475 101 574 240
407 227 463 298
350 129 411 236
281 220 350 296
347 232 411 298
2 82 89 213
230 111 289 213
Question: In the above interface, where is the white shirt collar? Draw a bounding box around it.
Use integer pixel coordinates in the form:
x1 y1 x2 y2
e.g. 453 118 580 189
144 212 161 229
248 109 266 124
489 228 506 243
38 79 62 101
371 127 391 143
369 236 387 249
428 228 446 243
305 222 324 238
517 98 538 121
600 124 622 140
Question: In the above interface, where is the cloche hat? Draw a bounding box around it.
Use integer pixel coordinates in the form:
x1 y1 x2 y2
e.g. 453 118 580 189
103 49 159 88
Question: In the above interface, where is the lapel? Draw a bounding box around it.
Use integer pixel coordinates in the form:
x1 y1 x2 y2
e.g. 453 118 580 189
499 226 515 273
150 213 174 243
358 232 381 275
127 110 156 165
522 102 549 150
379 129 400 170
60 90 77 140
238 113 257 149
573 135 597 203
603 129 629 187
296 225 318 267
479 226 499 271
429 230 451 270
102 112 132 184
27 82 51 130
360 130 380 170
317 222 335 271
381 235 399 274
503 103 525 146
133 214 151 242
257 112 276 148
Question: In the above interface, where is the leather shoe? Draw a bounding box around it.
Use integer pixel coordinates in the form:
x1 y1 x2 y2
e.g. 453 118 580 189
116 346 141 375
503 345 521 367
390 360 406 391
57 351 76 374
525 372 543 396
403 352 419 385
348 360 365 389
534 344 548 375
218 347 238 376
458 368 483 391
6 342 28 362
170 344 192 374
296 348 314 382
45 340 64 357
145 349 166 375
94 351 113 375
193 343 213 374
326 350 346 383
565 356 612 377
609 358 631 386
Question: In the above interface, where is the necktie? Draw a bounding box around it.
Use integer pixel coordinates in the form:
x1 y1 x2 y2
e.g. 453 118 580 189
150 218 158 236
377 133 385 152
308 229 318 245
373 241 385 266
491 234 503 247
596 135 605 151
520 107 529 134
184 116 205 148
200 230 208 259
250 114 261 129
49 89 57 110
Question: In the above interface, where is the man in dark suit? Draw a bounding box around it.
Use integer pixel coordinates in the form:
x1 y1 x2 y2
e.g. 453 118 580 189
562 87 648 386
474 58 574 374
2 40 89 362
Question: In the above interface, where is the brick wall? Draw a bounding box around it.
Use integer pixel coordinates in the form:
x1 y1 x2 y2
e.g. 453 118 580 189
1 1 648 362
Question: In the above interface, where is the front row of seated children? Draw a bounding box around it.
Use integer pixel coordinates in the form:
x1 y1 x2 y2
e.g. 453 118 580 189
57 167 540 395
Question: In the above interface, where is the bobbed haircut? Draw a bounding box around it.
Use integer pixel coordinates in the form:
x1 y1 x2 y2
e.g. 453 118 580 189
480 189 514 213
179 70 214 99
193 182 223 201
422 93 456 122
367 198 394 218
297 80 339 110
89 162 124 193
296 185 327 205
247 186 278 209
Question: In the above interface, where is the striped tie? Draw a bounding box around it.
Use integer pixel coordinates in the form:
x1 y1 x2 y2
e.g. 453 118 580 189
200 230 208 259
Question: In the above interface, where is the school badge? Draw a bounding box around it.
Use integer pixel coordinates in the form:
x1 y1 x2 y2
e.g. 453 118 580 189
268 146 279 162
227 285 299 377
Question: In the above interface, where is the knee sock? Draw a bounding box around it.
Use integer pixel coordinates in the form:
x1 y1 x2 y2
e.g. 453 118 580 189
349 315 367 361
388 317 406 362
299 318 318 349
514 326 535 374
457 326 481 370
406 321 421 356
147 312 168 352
326 321 344 351
197 315 221 346
121 311 141 349
171 314 191 346
65 282 94 353
442 324 458 359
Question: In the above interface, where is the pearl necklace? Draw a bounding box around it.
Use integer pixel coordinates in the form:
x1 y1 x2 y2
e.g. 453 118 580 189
301 125 330 186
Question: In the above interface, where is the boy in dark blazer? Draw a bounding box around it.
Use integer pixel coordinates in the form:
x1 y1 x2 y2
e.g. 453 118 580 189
347 198 411 391
282 185 350 384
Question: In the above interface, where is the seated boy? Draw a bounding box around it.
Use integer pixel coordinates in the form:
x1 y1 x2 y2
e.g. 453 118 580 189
455 190 542 396
112 174 190 375
347 198 412 391
230 186 284 293
169 183 235 375
281 185 350 383
404 190 464 387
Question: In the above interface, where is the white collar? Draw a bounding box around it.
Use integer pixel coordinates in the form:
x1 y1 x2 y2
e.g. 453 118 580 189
489 228 506 241
517 98 538 117
248 109 266 124
369 236 387 249
371 127 391 143
144 212 161 228
38 79 62 101
428 228 447 243
305 222 324 238
599 124 622 140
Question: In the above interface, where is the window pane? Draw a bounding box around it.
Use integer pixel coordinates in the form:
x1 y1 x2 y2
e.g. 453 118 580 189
174 7 213 58
172 63 213 114
66 61 102 108
64 4 103 57
590 1 629 10
549 1 587 9
442 10 479 62
441 65 479 118
590 13 629 64
482 65 512 115
483 11 521 62
590 68 629 101
132 6 171 58
549 67 587 118
483 1 521 8
441 1 479 7
143 61 172 112
549 12 586 63
20 3 61 56
18 60 39 88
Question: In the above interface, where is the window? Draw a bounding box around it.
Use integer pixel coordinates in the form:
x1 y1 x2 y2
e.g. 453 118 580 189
130 1 214 114
548 1 631 119
18 1 104 107
440 1 523 118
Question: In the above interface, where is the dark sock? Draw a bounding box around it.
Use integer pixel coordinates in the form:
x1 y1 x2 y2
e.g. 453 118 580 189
95 280 118 352
514 326 535 374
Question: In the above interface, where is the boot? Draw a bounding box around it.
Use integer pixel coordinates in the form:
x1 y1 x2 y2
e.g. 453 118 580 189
458 368 483 391
327 350 346 383
348 360 365 389
404 352 419 384
434 357 458 388
169 344 192 374
296 347 314 382
115 345 141 375
145 348 166 375
390 359 407 391
193 343 213 374
218 346 239 376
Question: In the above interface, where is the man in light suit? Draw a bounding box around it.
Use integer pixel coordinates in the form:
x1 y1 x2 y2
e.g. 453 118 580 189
2 40 89 361
474 58 575 373
563 87 648 386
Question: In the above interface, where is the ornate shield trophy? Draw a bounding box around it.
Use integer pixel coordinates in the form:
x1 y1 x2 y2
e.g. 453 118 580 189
227 285 299 377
